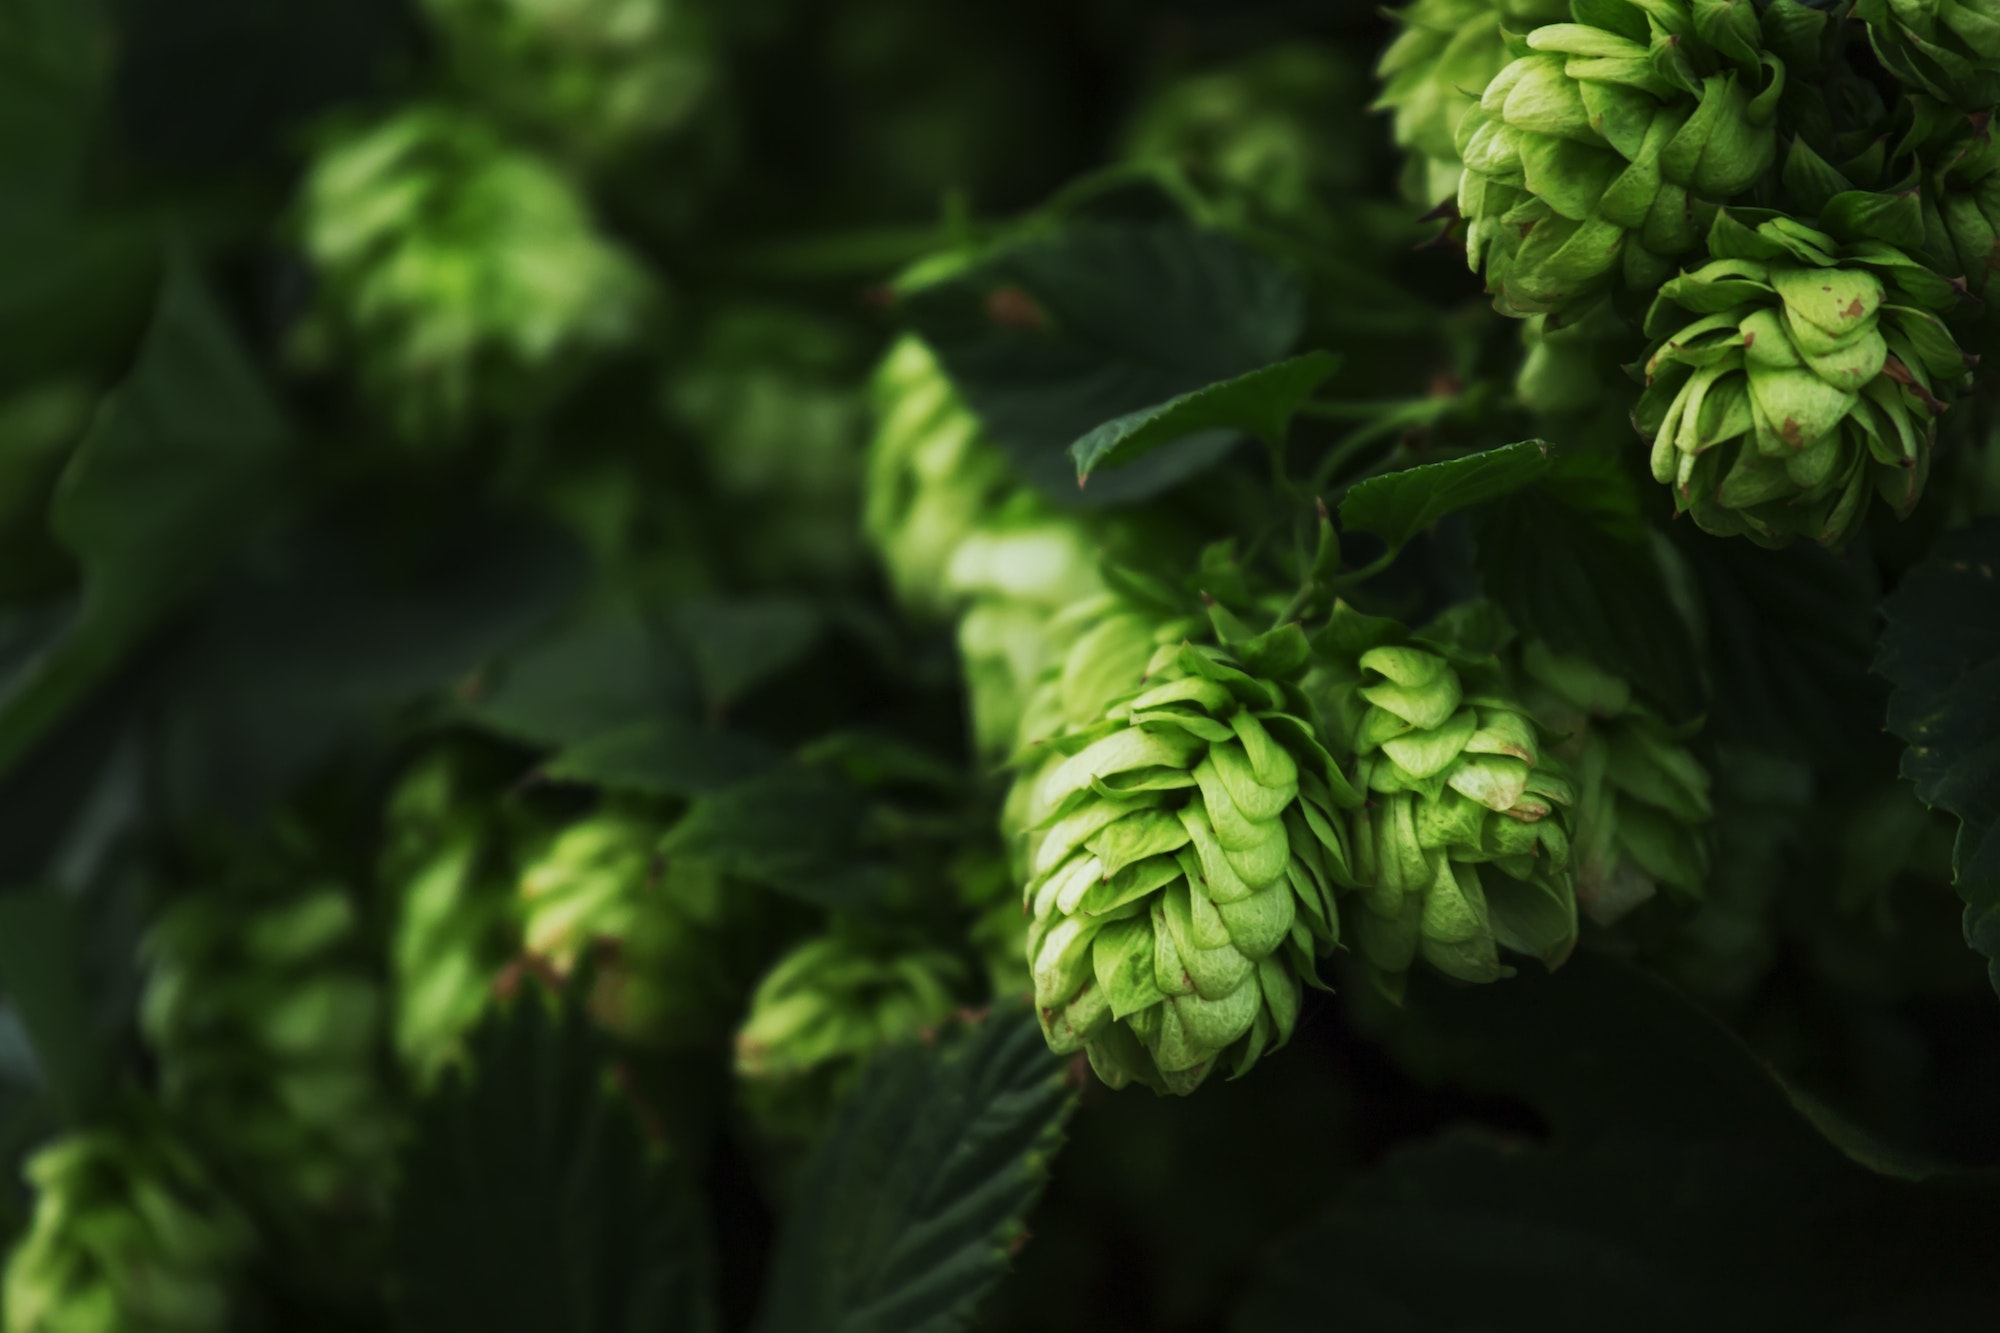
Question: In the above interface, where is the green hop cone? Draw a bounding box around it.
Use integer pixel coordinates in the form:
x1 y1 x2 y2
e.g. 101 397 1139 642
141 879 399 1217
1456 0 1787 318
1319 607 1577 995
1012 600 1351 1096
1518 640 1713 923
1854 0 2000 110
519 810 769 1050
295 105 653 442
733 930 968 1139
1921 125 2000 344
3 1125 253 1333
1637 212 1969 546
420 0 718 164
1374 0 1570 207
378 749 534 1088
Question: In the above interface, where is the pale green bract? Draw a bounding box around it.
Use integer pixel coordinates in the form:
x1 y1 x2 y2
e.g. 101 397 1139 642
1636 213 1968 547
1456 0 1785 318
1374 0 1570 206
2 1126 252 1333
1010 599 1351 1095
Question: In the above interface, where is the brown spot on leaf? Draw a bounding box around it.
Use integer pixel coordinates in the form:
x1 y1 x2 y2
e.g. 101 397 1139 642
986 285 1049 331
1779 416 1806 448
1841 298 1865 319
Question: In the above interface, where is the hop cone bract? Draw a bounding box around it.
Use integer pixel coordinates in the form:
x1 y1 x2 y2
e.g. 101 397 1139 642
1012 600 1350 1095
1637 212 1968 546
1457 0 1786 317
3 1126 252 1333
1855 0 2000 109
1518 640 1712 923
1318 607 1577 994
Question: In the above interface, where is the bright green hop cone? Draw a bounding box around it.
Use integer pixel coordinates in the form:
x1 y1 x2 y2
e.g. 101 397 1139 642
1012 599 1352 1096
141 881 399 1217
519 810 769 1050
1854 0 2000 109
1456 0 1786 318
1374 0 1570 207
733 931 969 1140
3 1125 253 1333
1318 606 1578 995
295 105 653 442
1517 640 1712 923
420 0 718 164
1637 211 1969 547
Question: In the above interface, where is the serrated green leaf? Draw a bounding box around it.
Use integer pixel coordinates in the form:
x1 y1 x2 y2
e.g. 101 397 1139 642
543 718 778 797
1472 454 1703 719
0 892 108 1127
388 987 717 1333
1876 520 2000 997
1070 352 1338 483
751 1006 1075 1333
898 219 1305 507
1339 440 1554 557
661 767 899 910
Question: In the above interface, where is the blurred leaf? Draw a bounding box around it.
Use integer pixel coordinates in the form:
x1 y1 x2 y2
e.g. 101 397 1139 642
898 219 1305 506
752 1006 1075 1333
1070 351 1338 483
0 892 108 1126
389 985 717 1333
1473 454 1703 719
1676 523 1881 757
674 599 824 710
660 767 898 910
156 512 586 820
458 601 699 751
1876 519 2000 996
544 719 778 798
1340 440 1553 557
0 257 294 774
1233 1129 2000 1333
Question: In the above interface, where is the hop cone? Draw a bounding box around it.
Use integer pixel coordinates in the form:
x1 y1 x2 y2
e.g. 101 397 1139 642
3 1126 252 1333
1637 212 1968 546
296 105 652 441
1457 0 1786 317
519 811 769 1049
421 0 717 162
1518 640 1712 923
378 749 530 1087
1319 608 1577 994
1375 0 1569 206
1921 126 2000 342
733 931 968 1138
141 879 399 1217
1012 600 1350 1095
1855 0 2000 109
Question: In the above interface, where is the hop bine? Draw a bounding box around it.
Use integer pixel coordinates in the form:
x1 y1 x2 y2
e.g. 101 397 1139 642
1456 0 1787 318
1010 597 1351 1095
1636 211 1969 546
1316 606 1577 997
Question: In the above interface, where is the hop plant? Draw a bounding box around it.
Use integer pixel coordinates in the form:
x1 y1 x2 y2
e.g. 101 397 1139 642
1921 125 2000 342
1456 0 1786 318
140 880 400 1216
296 106 653 442
1318 606 1577 995
421 0 717 163
518 810 770 1050
1374 0 1570 206
1854 0 2000 109
2 1125 252 1333
1637 212 1968 546
1517 640 1712 923
733 930 968 1138
1010 597 1351 1095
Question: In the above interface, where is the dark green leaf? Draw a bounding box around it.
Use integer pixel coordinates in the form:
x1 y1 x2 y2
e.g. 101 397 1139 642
0 892 108 1126
544 719 778 798
660 767 898 910
1876 519 2000 996
1340 440 1553 557
752 1006 1075 1333
0 256 294 773
459 602 699 750
389 986 717 1333
675 599 824 710
1070 351 1338 483
898 220 1305 506
1472 454 1703 719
